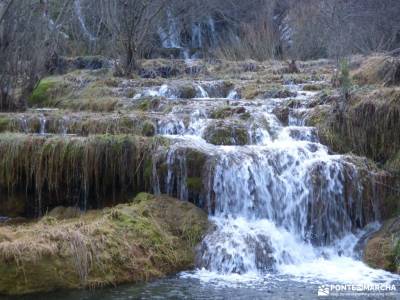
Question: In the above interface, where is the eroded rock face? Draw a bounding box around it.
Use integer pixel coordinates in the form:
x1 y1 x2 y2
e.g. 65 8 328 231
0 193 209 295
364 218 400 274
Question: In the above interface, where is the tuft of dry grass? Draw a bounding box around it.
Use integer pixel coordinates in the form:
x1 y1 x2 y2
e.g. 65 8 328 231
352 55 400 87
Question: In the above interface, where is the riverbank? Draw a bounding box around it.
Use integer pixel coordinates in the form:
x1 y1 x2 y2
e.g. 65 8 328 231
0 193 209 295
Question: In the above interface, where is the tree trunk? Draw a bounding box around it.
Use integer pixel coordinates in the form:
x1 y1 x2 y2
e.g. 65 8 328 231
124 45 139 76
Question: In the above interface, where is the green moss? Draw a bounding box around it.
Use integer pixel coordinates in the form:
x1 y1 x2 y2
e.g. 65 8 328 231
178 85 196 99
29 78 59 106
384 151 400 173
210 106 232 119
136 98 160 111
141 121 156 137
205 123 249 146
187 177 202 192
0 116 11 132
303 84 326 91
240 112 251 120
382 195 400 219
143 158 153 185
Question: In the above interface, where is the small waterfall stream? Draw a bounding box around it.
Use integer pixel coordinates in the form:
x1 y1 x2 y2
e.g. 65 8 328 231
151 82 398 286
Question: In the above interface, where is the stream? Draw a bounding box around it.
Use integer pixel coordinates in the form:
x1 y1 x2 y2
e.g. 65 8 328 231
6 80 400 299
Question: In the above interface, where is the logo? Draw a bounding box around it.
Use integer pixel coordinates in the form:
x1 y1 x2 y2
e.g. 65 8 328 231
318 285 330 296
317 283 397 297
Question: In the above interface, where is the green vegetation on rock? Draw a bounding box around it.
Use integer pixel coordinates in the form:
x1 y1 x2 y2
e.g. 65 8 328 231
364 217 400 274
0 193 209 295
0 134 167 215
204 122 249 145
29 78 59 106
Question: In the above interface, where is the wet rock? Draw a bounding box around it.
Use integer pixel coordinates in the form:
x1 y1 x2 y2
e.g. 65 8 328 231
263 88 297 99
177 83 197 99
202 81 234 98
272 106 289 125
210 106 248 119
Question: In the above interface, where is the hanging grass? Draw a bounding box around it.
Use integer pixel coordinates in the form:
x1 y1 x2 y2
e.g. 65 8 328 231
0 134 168 216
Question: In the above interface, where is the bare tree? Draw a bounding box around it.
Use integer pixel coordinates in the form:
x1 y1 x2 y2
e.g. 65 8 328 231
101 0 168 76
0 0 70 111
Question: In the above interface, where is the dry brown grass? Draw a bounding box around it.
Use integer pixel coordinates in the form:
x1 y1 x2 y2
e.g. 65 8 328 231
352 55 400 86
0 193 209 295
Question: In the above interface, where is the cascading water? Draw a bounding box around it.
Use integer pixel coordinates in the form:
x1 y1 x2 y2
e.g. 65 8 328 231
39 115 47 135
152 81 399 287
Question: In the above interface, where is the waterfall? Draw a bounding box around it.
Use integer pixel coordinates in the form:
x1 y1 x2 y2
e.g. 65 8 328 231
59 117 68 135
39 115 47 135
151 82 397 285
195 84 209 98
159 11 181 48
207 17 217 47
192 23 202 48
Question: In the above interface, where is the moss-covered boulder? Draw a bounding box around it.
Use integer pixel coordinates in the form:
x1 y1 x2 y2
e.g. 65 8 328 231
0 193 209 295
210 106 248 119
29 77 72 107
204 121 249 145
28 70 124 112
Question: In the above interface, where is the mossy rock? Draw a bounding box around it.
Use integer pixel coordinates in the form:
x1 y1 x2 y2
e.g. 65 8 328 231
0 193 209 295
364 218 400 273
141 121 156 137
28 77 70 107
263 88 297 99
210 106 247 119
0 116 11 132
178 84 197 99
136 98 161 111
303 83 327 91
204 122 249 145
240 84 264 99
